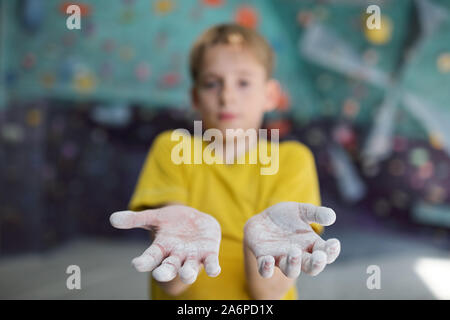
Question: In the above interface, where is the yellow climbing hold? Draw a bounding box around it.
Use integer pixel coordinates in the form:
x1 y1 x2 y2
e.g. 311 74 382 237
364 15 393 45
437 52 450 73
73 70 96 94
154 0 174 14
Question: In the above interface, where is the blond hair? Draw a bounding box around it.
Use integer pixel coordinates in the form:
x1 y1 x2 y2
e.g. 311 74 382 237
189 23 275 84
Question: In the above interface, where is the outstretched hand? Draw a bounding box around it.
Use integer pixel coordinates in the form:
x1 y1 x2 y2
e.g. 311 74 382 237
109 205 221 284
244 202 341 279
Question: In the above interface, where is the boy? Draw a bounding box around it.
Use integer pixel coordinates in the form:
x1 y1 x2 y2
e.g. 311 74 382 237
109 23 340 300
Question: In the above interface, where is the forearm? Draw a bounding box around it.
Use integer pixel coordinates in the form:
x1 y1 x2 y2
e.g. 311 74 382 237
243 242 296 300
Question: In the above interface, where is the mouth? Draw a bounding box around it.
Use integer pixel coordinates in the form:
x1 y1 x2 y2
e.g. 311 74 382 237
218 112 238 121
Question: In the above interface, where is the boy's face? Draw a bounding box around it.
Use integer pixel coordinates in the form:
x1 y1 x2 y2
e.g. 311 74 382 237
191 44 280 138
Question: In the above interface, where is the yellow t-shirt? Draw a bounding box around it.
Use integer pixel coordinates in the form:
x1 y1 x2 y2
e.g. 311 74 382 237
128 130 323 300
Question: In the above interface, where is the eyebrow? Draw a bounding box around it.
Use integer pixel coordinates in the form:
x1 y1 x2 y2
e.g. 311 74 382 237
201 70 255 78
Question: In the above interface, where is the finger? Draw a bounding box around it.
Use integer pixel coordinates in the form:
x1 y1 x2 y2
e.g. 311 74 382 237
179 259 201 284
313 238 341 264
109 209 159 229
132 243 165 272
278 247 302 278
257 255 275 278
152 255 181 282
299 203 336 226
301 250 327 276
203 254 221 277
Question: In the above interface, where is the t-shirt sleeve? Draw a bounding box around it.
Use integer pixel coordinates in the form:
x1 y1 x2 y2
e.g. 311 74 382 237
128 130 188 211
265 141 324 234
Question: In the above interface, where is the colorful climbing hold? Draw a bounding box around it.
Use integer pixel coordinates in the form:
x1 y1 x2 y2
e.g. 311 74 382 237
363 15 393 45
154 0 175 15
235 5 258 29
409 148 429 167
437 52 450 73
202 0 224 7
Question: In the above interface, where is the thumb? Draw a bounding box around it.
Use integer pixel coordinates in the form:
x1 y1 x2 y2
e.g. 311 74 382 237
109 209 159 229
298 203 336 226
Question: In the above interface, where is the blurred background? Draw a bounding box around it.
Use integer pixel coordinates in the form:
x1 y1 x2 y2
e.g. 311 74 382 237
0 0 449 299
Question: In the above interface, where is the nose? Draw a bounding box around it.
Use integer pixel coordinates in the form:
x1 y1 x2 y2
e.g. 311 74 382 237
219 80 235 108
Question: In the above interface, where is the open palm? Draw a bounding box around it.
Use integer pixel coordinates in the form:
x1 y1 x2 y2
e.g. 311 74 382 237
244 202 341 278
110 204 221 284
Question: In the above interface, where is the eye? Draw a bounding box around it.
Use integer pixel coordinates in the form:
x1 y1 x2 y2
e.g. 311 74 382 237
202 80 219 89
239 79 249 87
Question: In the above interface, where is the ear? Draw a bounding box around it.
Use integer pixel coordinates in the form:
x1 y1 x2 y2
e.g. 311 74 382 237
191 86 199 111
263 79 281 112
